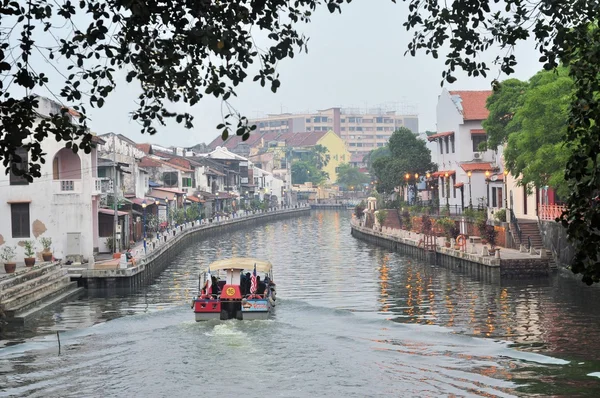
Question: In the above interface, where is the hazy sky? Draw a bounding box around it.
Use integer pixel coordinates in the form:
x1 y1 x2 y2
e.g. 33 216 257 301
25 1 542 148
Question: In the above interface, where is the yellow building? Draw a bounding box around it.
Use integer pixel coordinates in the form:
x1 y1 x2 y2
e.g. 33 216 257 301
209 129 351 183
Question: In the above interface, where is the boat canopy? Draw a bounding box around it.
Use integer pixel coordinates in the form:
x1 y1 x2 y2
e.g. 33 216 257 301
208 257 273 273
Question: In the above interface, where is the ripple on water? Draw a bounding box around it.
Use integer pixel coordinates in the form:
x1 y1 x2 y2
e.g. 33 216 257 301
2 211 600 397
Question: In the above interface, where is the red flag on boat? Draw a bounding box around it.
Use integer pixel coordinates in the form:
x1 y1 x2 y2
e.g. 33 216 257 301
250 264 257 294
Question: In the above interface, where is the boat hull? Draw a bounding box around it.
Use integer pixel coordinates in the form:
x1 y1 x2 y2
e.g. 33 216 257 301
241 298 271 320
193 299 221 322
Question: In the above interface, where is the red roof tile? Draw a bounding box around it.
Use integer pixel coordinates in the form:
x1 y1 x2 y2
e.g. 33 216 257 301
427 131 454 141
137 143 151 154
460 162 494 172
167 157 191 169
431 170 456 178
454 182 464 188
449 90 492 120
139 156 163 168
470 129 486 135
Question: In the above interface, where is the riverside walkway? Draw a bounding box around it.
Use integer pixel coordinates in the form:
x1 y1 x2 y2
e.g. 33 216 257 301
68 205 310 289
350 217 551 279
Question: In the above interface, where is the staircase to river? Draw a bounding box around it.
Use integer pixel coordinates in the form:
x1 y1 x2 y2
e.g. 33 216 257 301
0 262 83 323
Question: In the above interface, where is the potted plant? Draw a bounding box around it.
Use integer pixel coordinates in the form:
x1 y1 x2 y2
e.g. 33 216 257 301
23 240 36 267
484 225 498 255
1 245 17 274
375 210 388 232
40 237 53 261
437 217 455 248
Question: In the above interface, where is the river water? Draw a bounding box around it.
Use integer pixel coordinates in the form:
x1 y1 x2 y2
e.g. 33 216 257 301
2 210 600 397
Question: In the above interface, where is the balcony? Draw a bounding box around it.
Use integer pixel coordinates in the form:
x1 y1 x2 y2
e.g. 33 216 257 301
53 179 82 194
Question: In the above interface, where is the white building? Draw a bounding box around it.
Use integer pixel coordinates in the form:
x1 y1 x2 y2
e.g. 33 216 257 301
98 133 148 198
0 96 104 263
429 89 505 212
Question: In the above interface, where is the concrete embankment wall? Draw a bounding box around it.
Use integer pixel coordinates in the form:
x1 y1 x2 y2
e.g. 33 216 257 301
79 207 310 290
351 222 549 281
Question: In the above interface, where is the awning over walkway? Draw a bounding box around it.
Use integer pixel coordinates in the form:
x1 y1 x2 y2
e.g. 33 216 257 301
431 170 456 178
427 131 454 141
98 208 128 216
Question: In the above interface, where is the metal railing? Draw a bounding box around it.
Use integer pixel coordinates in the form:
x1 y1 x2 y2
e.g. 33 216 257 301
538 204 566 221
509 208 523 244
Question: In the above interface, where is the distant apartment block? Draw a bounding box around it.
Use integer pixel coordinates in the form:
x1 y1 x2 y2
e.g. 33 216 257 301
248 106 419 154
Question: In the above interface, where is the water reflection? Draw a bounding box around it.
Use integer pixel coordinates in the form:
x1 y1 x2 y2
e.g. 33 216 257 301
2 211 600 396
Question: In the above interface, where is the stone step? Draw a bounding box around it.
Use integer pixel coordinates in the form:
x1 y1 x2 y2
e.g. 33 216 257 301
4 282 83 323
0 268 66 302
1 275 71 312
0 262 62 291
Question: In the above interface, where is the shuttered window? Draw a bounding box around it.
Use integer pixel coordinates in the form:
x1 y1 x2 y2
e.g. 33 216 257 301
11 203 30 238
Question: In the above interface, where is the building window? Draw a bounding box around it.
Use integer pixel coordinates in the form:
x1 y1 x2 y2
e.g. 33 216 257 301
341 118 346 123
439 141 443 154
377 127 383 131
11 203 30 238
376 117 383 123
472 134 487 152
163 172 178 187
340 127 345 131
348 117 356 123
182 177 193 187
356 127 363 131
10 148 29 185
492 187 498 207
451 136 455 153
440 178 444 197
445 137 449 153
305 118 310 123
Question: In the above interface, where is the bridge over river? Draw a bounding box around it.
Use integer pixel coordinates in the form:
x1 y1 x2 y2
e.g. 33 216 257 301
1 210 600 396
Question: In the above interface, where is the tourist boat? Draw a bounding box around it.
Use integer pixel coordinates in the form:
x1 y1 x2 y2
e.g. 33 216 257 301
191 257 276 321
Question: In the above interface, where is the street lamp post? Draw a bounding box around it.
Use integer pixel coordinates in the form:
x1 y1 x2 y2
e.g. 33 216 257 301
142 200 147 252
503 169 509 210
444 172 450 212
414 173 419 205
165 196 169 228
467 170 473 209
183 194 187 222
197 194 202 220
485 170 491 208
405 173 410 204
425 172 431 206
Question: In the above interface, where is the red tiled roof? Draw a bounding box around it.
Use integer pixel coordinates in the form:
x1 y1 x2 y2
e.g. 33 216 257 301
350 153 365 163
431 170 456 178
185 195 205 203
488 173 505 182
139 156 163 168
470 129 486 135
137 143 151 154
454 182 464 188
460 162 494 172
449 90 492 120
427 131 454 141
99 208 128 216
167 157 191 169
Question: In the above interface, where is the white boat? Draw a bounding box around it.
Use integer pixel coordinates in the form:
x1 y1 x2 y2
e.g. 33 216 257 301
191 257 276 321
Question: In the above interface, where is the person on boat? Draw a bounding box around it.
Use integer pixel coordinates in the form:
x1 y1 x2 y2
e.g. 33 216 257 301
211 276 220 297
240 272 247 295
244 272 251 296
256 276 266 296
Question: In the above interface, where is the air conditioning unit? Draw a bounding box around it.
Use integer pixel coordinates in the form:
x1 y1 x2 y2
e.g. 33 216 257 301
473 153 482 160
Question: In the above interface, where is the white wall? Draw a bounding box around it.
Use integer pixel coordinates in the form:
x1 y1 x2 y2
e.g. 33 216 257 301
0 98 97 262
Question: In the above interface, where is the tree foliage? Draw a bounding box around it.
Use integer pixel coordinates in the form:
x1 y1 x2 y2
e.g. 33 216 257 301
404 2 600 284
0 0 350 180
371 128 436 193
363 146 390 176
307 144 330 170
490 69 573 196
291 160 327 185
335 163 369 189
482 79 528 149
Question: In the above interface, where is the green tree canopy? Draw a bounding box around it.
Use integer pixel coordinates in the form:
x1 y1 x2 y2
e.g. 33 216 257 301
364 146 390 176
291 160 327 185
482 79 529 149
371 127 436 194
307 145 330 170
0 0 351 181
502 69 574 196
335 163 369 190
